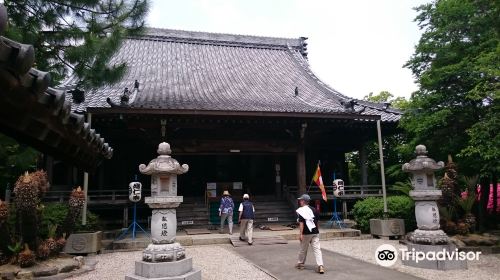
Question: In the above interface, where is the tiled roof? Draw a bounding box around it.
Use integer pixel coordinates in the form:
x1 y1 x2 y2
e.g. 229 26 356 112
0 4 112 170
63 28 401 122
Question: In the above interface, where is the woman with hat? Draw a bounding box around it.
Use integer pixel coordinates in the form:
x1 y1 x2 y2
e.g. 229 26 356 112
219 190 235 234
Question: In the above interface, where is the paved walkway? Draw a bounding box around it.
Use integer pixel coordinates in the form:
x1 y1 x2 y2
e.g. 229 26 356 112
233 241 423 280
108 227 360 250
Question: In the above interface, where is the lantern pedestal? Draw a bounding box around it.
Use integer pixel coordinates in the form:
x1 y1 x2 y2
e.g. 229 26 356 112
127 258 200 280
125 142 201 280
407 189 449 245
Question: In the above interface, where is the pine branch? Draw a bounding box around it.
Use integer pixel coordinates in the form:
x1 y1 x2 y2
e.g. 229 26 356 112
46 0 120 15
55 53 75 71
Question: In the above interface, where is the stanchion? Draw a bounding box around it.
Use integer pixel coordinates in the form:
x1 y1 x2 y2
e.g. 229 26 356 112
327 195 345 229
116 202 149 240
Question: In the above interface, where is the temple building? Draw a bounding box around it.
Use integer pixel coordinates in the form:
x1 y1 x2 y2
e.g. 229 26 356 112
48 28 401 226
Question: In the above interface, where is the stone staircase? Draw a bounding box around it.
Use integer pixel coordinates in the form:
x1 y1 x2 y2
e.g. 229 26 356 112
175 196 296 228
252 197 296 225
176 200 210 228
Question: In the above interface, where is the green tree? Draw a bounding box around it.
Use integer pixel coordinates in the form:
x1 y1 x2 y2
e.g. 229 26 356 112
364 91 408 109
4 0 149 88
0 133 39 198
402 0 499 175
348 91 410 185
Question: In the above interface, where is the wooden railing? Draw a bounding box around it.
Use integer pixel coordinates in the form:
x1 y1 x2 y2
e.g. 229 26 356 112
42 189 151 205
285 185 383 199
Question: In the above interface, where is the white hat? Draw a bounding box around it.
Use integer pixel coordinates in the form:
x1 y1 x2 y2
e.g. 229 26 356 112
243 194 250 199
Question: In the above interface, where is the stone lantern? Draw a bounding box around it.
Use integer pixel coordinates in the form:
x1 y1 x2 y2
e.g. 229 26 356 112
403 145 447 245
402 145 466 270
126 142 201 280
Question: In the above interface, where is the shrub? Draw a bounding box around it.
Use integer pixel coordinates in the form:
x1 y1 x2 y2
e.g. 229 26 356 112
387 196 416 231
40 203 68 237
39 203 101 237
75 211 101 232
353 196 416 233
352 197 384 232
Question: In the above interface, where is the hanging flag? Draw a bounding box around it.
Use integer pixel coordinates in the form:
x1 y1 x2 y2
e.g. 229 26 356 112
312 164 327 201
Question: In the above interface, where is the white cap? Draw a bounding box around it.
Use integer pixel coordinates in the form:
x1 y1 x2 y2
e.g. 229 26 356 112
243 194 250 199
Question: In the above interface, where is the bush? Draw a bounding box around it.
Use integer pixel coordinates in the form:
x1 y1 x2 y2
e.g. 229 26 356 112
75 211 101 232
39 203 101 237
387 196 416 231
352 196 416 233
40 203 68 237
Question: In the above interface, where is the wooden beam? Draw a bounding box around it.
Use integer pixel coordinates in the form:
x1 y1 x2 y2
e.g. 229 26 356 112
88 107 383 121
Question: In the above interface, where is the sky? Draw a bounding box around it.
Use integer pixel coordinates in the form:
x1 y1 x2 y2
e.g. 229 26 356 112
147 0 429 100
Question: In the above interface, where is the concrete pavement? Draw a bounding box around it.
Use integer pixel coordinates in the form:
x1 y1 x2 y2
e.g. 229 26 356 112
107 227 361 251
233 241 423 280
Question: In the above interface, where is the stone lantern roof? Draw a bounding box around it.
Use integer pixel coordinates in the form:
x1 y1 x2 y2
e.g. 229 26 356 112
402 145 444 172
139 142 189 175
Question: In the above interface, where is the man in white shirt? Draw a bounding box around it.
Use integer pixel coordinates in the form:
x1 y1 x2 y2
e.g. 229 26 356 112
238 194 255 245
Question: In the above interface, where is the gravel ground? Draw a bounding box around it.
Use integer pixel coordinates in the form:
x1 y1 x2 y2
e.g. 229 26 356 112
321 239 500 280
69 245 273 280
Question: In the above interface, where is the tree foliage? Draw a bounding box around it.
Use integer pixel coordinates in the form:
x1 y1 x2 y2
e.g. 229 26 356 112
364 91 409 109
347 91 410 185
0 133 39 197
402 0 499 175
4 0 149 88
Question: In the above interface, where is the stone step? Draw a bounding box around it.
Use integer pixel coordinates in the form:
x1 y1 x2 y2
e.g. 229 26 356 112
255 210 294 214
106 228 362 251
177 212 209 217
254 219 297 224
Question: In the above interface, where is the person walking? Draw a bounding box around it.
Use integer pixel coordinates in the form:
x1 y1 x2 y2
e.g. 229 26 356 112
219 190 234 234
238 194 255 245
295 194 324 274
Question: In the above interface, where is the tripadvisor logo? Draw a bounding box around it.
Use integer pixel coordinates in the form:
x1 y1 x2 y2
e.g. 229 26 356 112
375 244 481 267
375 244 398 267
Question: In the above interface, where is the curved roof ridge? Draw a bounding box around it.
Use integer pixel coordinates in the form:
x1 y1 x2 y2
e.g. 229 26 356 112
137 27 305 49
286 46 348 101
286 46 402 114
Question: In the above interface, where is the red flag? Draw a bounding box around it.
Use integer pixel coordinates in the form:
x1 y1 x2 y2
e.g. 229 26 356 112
312 164 327 201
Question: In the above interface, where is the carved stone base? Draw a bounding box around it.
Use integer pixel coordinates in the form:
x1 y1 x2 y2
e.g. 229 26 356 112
142 243 185 262
125 258 201 280
407 229 449 245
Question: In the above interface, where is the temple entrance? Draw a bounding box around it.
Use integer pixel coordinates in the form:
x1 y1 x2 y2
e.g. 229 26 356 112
178 155 274 197
176 154 283 198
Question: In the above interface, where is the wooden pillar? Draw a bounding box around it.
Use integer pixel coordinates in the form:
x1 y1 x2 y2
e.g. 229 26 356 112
297 123 307 195
123 206 129 228
376 120 388 214
82 112 91 226
359 143 368 185
45 156 53 185
297 144 306 195
342 201 348 219
274 156 282 199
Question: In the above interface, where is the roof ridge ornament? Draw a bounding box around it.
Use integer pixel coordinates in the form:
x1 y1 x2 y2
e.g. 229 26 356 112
106 80 140 108
341 99 366 114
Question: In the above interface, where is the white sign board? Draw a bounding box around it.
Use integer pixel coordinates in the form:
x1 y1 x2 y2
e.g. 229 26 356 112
233 182 243 190
207 189 217 198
